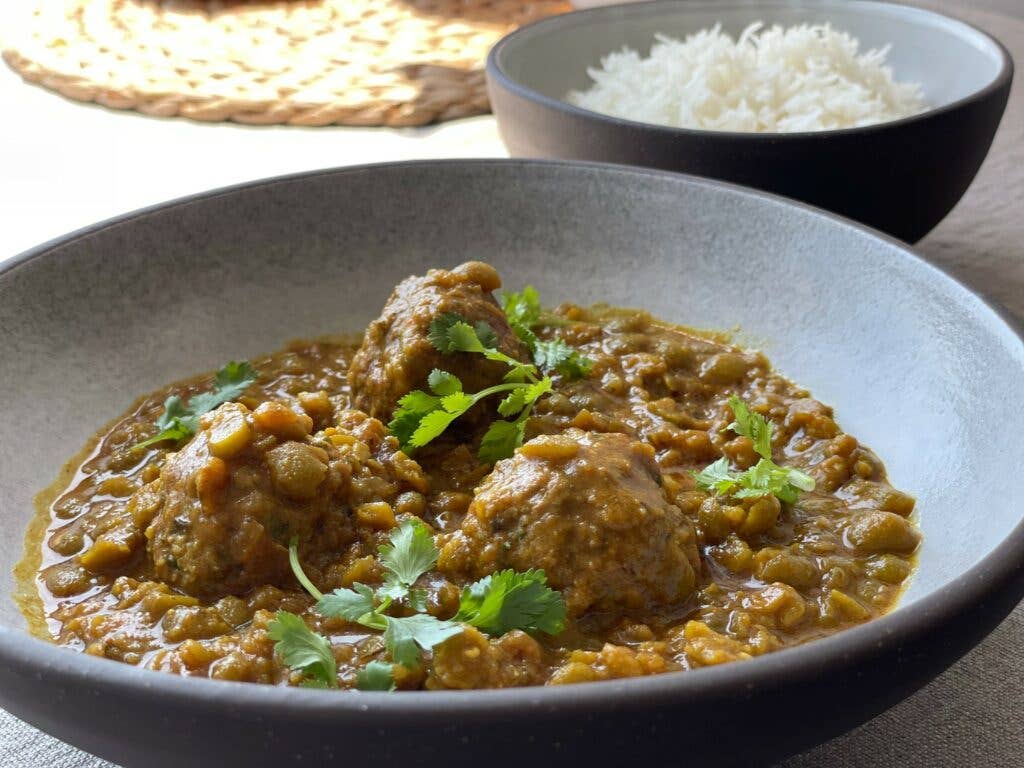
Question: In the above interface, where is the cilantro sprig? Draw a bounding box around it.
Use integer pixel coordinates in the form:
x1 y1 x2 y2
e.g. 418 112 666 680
272 521 460 687
356 661 397 691
692 396 815 505
454 569 566 636
388 315 554 462
727 394 773 460
134 361 257 450
267 518 566 691
501 284 543 335
693 455 814 505
501 286 593 379
266 610 337 689
377 517 439 606
388 284 594 462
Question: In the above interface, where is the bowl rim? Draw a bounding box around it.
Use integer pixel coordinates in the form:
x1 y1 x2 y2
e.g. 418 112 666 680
1 157 1023 721
487 0 1015 140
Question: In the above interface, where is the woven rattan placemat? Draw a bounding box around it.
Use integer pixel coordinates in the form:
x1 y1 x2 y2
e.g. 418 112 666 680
1 0 569 126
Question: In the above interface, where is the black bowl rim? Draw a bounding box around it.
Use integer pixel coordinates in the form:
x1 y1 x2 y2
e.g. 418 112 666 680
487 0 1015 141
1 158 1023 722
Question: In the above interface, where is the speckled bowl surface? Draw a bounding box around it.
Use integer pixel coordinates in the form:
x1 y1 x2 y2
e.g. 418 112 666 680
1 160 1022 767
487 0 1014 242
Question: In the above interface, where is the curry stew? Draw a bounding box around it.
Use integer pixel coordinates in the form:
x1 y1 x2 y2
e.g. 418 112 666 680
21 261 918 690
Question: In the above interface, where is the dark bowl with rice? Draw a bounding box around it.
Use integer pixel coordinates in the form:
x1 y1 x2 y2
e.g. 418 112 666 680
486 0 1013 241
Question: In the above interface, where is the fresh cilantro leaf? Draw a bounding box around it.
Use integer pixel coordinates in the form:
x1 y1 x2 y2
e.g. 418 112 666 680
474 321 500 350
728 395 773 460
154 395 190 432
446 322 489 354
531 339 572 372
135 394 194 448
733 460 815 504
388 389 443 447
409 408 464 448
501 285 542 332
501 287 593 381
317 583 377 622
510 322 540 352
357 661 396 692
397 389 443 413
500 363 538 385
427 369 462 397
134 361 257 450
392 375 545 455
426 313 466 353
377 577 412 605
484 348 538 382
497 388 529 418
732 458 788 501
455 569 566 636
133 419 193 450
429 313 539 382
407 587 429 613
285 523 460 680
522 378 553 405
733 458 814 504
188 361 257 416
495 379 551 417
533 339 593 380
377 519 438 602
441 391 474 414
267 611 337 689
390 381 499 453
478 419 527 464
383 613 462 668
693 456 815 504
692 457 739 495
428 314 490 355
787 467 817 491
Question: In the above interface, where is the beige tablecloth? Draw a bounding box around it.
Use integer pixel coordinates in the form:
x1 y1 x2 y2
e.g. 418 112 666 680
2 0 1021 765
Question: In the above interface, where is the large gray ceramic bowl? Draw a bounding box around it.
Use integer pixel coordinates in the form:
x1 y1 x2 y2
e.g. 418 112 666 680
487 0 1013 242
1 160 1023 768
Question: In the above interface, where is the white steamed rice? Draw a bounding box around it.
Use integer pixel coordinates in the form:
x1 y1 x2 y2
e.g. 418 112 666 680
566 22 927 132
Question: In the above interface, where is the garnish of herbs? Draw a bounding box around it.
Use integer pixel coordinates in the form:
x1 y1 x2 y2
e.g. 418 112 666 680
692 394 815 504
268 518 566 691
388 285 593 462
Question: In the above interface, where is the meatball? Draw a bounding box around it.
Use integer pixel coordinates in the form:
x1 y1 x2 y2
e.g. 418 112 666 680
348 261 528 419
438 430 701 617
140 401 427 598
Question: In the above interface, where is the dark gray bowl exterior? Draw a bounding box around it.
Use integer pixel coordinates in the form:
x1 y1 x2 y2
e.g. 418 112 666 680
487 1 1013 242
5 544 1023 768
1 160 1023 768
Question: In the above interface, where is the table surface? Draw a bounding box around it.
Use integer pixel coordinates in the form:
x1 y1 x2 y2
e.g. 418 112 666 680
1 1 1022 766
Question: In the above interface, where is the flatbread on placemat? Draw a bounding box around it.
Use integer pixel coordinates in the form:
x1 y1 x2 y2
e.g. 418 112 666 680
0 0 570 127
